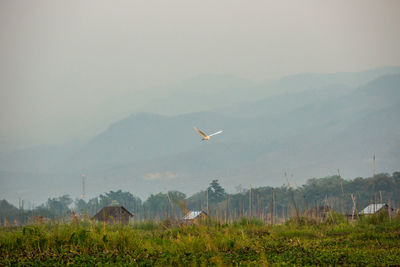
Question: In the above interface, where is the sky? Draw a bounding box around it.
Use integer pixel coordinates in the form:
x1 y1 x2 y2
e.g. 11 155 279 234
1 0 400 151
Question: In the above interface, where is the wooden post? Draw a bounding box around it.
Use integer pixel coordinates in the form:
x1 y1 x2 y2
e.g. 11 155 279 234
206 188 209 216
272 189 275 225
249 186 252 218
338 169 345 214
373 155 376 213
351 194 356 221
241 199 244 218
226 195 229 223
165 189 174 221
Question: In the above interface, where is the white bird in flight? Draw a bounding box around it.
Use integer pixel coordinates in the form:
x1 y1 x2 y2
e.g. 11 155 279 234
193 127 223 141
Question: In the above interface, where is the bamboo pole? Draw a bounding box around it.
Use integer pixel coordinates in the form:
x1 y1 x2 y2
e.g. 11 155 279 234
338 169 345 213
249 186 252 218
373 154 376 213
272 189 275 225
226 195 230 223
206 188 209 216
242 199 244 218
288 174 299 222
351 194 356 221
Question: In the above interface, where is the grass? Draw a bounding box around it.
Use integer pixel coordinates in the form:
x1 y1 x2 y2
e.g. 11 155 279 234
1 213 400 266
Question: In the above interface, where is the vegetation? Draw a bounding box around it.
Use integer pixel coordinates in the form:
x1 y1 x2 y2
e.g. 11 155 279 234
1 211 400 265
2 172 399 225
1 172 400 265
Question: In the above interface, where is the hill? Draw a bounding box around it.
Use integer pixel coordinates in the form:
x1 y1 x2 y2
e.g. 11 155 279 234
0 70 399 203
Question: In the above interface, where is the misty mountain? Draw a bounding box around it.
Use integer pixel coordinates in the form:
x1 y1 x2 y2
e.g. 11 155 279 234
87 73 400 193
67 65 400 152
0 141 82 173
1 69 399 203
217 84 353 119
99 66 400 117
65 112 241 171
274 65 400 92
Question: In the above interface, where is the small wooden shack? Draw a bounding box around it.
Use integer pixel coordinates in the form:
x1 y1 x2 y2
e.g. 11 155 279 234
92 206 133 224
183 211 208 223
359 203 393 216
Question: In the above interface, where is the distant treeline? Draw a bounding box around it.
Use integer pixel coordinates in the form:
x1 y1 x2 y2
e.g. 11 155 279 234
1 171 399 225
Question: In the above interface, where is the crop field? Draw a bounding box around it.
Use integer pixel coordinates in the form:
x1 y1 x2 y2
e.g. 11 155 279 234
1 213 400 266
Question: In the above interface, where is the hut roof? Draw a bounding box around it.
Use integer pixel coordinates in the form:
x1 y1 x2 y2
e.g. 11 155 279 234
183 211 207 220
92 206 133 220
360 203 387 215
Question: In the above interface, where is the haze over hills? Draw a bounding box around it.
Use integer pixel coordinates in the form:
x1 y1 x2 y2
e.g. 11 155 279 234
101 66 400 117
0 67 399 204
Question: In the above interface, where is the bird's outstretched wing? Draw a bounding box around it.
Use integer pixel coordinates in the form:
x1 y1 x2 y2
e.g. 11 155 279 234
194 127 208 138
209 130 223 137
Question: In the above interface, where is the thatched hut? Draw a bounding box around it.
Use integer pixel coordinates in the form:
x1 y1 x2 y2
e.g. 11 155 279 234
182 211 208 223
92 206 133 224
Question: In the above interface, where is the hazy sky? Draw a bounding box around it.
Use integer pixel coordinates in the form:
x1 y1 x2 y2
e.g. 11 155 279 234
1 0 400 150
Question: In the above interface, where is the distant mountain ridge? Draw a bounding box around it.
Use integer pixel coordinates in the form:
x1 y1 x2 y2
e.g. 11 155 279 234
98 66 400 117
275 65 400 91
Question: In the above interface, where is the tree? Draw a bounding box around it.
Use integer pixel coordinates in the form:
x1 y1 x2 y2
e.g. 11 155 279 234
86 197 100 216
74 199 88 215
393 172 400 183
47 195 72 217
0 199 28 224
374 173 393 192
186 191 206 211
98 190 141 214
142 190 187 220
208 179 227 203
143 193 169 220
168 191 186 203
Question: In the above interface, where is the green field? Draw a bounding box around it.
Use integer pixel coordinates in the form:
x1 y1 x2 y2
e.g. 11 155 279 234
1 213 400 266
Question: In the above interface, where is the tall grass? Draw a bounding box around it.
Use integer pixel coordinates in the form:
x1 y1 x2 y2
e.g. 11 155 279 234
1 211 400 265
